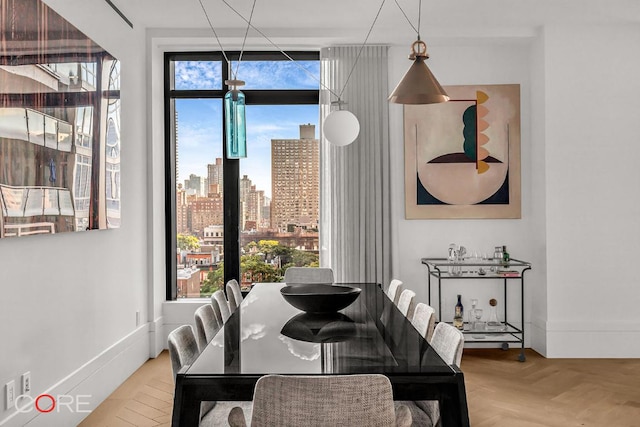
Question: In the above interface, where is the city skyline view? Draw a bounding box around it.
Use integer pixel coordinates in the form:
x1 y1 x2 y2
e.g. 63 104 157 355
171 55 322 296
175 60 320 198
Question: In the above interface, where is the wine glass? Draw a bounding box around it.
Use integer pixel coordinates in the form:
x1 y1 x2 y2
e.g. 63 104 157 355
473 308 483 326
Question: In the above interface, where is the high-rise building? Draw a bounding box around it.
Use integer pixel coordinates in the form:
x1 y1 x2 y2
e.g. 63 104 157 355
261 196 271 229
240 175 265 231
175 110 179 186
176 185 189 234
271 124 319 232
207 158 223 195
188 193 223 234
185 173 205 196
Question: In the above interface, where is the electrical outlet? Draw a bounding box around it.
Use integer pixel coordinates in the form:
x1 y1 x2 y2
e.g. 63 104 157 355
5 381 15 410
21 372 31 395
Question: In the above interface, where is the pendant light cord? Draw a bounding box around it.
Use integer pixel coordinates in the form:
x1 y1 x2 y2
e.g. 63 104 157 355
197 0 257 82
234 0 257 80
418 0 422 38
394 0 420 38
337 0 386 100
197 0 230 65
220 0 386 104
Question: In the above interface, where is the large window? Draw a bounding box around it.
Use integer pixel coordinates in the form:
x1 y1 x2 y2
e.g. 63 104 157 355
165 52 320 299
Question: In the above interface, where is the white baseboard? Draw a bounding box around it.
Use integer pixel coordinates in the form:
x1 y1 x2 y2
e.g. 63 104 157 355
545 321 640 358
149 316 165 357
529 318 547 356
0 325 150 427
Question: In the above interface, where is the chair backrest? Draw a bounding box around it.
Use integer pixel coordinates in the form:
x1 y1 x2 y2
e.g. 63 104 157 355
194 304 221 351
249 374 398 426
226 279 243 312
396 289 416 319
167 325 199 380
212 289 231 323
411 302 436 342
210 293 224 325
387 279 403 305
283 267 334 284
430 322 465 367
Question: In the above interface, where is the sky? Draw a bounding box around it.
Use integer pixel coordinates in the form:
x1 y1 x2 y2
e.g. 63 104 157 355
175 60 320 198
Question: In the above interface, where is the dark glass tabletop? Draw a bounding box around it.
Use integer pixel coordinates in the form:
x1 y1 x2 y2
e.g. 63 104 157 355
173 283 469 427
187 282 453 377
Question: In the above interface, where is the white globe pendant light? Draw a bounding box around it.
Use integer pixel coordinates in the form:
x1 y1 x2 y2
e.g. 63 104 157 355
323 109 360 147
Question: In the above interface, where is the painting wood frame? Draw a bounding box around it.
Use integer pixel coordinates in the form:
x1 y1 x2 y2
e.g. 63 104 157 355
404 84 521 219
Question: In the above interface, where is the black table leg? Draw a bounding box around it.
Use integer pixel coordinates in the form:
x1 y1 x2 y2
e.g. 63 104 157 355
172 375 201 427
439 372 470 427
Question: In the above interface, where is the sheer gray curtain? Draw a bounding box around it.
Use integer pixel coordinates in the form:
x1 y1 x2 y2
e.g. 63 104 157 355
320 45 392 285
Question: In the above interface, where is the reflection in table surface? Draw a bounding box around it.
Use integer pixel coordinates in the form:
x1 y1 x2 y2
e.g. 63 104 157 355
187 282 453 377
174 282 470 427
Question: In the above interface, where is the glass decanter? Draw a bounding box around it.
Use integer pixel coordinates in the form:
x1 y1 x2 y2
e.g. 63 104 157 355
467 299 478 331
487 298 503 331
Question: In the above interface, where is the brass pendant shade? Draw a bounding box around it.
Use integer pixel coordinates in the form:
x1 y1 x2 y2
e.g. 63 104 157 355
388 40 449 104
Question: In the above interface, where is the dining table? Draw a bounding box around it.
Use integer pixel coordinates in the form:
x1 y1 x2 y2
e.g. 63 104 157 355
171 282 470 427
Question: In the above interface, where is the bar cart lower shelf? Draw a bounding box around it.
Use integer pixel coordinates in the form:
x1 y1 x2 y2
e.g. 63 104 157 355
421 257 532 362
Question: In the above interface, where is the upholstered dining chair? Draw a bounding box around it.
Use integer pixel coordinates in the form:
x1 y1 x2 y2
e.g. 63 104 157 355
429 321 465 367
228 374 412 427
212 289 231 323
210 293 224 326
396 289 416 319
401 322 465 426
411 302 436 342
386 279 403 305
283 266 334 284
167 325 215 419
226 279 244 313
194 304 221 352
168 325 199 380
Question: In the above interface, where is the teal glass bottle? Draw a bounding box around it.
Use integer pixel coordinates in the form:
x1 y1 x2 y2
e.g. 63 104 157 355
224 80 247 159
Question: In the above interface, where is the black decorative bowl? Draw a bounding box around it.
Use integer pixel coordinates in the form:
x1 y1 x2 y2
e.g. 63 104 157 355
280 284 361 313
281 312 357 343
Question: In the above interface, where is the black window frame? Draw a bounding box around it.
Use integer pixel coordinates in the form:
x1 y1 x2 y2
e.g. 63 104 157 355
164 50 320 300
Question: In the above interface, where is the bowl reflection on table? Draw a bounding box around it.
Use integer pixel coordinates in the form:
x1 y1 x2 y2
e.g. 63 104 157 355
281 312 357 343
280 284 361 313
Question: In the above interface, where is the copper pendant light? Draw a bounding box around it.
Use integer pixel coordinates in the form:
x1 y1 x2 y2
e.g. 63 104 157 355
388 39 449 104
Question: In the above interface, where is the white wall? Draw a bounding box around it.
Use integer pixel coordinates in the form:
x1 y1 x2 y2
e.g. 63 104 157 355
2 5 637 427
388 41 544 350
542 24 640 357
0 1 150 425
389 24 640 357
155 25 640 359
528 28 549 355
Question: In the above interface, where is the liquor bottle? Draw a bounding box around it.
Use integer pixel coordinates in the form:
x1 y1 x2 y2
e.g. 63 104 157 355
453 294 464 330
502 245 510 263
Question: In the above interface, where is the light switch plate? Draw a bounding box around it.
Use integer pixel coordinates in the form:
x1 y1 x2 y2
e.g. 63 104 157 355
5 381 15 410
21 372 31 395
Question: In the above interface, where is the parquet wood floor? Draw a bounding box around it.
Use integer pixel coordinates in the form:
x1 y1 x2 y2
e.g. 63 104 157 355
79 349 640 426
464 349 640 427
78 352 174 427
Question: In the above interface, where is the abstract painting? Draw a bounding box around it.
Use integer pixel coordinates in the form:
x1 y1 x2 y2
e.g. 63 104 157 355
404 84 521 219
